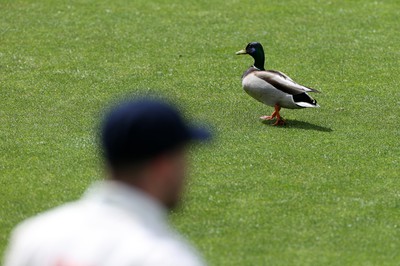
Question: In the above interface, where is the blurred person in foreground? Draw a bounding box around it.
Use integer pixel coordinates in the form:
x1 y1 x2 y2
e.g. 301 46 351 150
4 97 211 266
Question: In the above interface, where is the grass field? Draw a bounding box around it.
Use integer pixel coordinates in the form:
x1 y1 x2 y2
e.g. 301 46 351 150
1 0 399 265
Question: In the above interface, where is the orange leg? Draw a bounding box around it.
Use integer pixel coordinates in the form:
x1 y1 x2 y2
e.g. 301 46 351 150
260 104 286 126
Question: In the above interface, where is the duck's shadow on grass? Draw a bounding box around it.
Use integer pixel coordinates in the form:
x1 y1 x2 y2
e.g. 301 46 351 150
262 119 333 132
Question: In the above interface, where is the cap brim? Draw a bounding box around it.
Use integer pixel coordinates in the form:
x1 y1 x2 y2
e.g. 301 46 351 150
189 127 212 142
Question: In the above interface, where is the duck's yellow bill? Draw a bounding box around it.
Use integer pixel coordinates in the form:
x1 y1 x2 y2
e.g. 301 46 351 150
235 49 247 55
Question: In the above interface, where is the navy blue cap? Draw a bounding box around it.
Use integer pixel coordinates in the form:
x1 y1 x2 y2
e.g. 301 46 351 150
101 98 211 168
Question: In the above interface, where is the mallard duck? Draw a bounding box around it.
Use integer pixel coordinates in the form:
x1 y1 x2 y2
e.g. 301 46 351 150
236 42 320 126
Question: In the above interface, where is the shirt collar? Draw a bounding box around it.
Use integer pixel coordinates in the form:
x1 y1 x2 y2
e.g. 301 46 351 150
83 180 169 231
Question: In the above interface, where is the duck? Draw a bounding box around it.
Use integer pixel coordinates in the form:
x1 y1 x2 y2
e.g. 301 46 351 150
236 42 320 126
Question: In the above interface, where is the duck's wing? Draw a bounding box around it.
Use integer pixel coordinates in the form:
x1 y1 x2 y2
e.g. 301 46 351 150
241 66 259 79
254 70 320 95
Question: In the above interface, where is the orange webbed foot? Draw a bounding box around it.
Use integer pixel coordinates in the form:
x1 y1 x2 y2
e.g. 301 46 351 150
272 118 286 126
260 115 274 120
260 104 285 126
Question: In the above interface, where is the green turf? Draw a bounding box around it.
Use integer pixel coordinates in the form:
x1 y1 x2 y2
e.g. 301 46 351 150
1 0 399 265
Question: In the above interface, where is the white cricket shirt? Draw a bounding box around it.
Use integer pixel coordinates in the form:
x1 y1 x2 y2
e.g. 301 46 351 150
3 181 206 266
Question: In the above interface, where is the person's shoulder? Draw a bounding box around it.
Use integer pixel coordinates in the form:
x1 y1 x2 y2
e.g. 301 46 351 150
149 239 206 266
11 201 84 239
115 231 206 266
4 201 85 265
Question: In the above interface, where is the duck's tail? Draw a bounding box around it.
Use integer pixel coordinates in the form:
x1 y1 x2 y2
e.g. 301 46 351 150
303 86 321 93
293 93 320 108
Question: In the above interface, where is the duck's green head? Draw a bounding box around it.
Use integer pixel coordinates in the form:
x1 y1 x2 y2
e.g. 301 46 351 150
236 42 265 70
